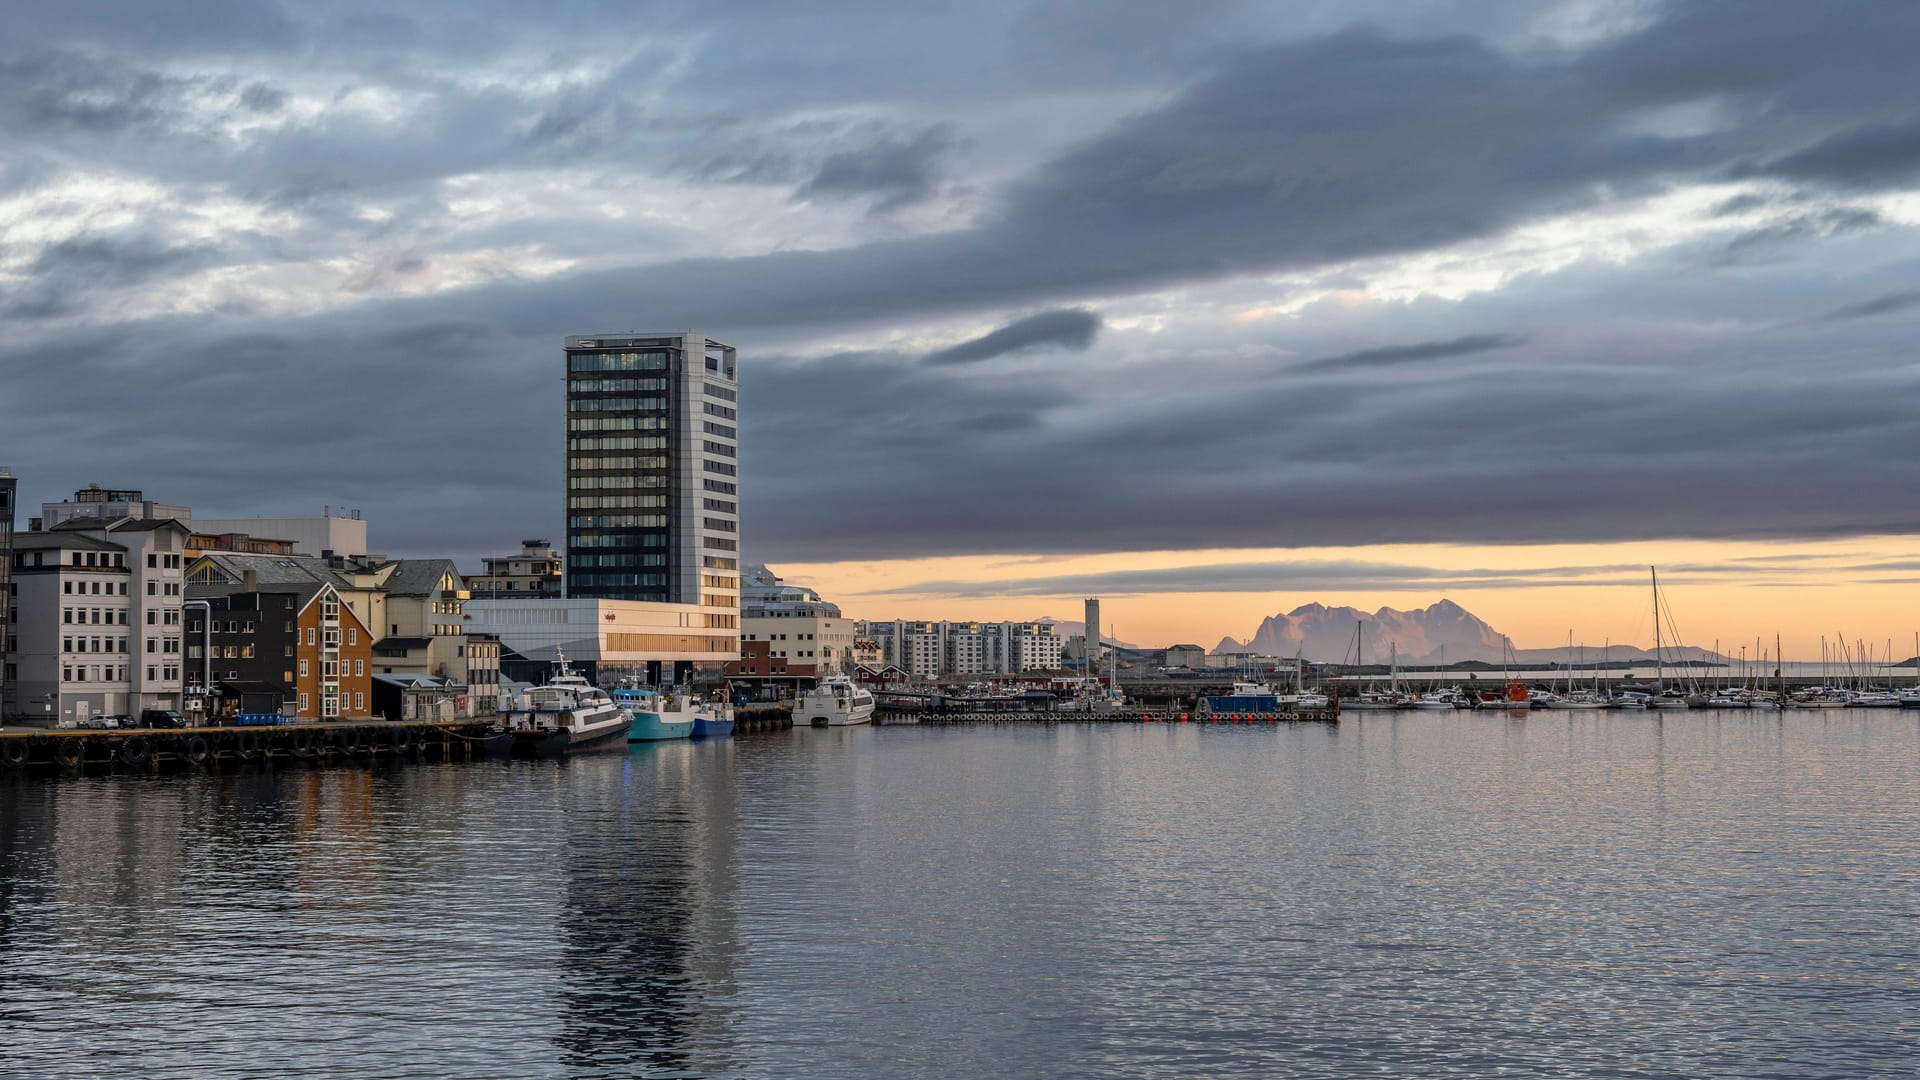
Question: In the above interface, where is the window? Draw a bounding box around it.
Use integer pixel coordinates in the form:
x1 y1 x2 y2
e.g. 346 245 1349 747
347 628 356 645
63 581 72 595
147 581 156 595
353 692 364 710
300 660 309 677
148 554 157 568
306 627 315 645
354 659 364 676
300 693 310 712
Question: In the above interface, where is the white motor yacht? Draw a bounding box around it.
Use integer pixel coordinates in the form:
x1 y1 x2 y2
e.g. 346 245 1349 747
795 675 876 727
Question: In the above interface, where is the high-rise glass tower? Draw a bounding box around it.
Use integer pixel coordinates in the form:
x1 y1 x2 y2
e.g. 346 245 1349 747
563 333 740 630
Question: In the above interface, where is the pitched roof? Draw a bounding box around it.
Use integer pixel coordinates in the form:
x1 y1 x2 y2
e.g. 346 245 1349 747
191 552 351 589
374 636 433 654
12 531 124 552
378 559 462 597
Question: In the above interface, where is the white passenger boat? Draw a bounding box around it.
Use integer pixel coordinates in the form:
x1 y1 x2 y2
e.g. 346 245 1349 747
795 675 876 727
497 652 632 755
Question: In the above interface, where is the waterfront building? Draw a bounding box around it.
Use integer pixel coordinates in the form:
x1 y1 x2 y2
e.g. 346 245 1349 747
4 517 190 724
464 598 736 688
187 575 375 722
185 530 299 560
0 468 14 710
855 619 1063 678
851 638 882 669
465 539 563 599
735 565 855 680
562 332 740 639
188 552 479 718
462 634 502 716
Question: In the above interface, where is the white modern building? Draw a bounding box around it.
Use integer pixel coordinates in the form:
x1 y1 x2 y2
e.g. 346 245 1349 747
464 598 738 688
739 565 855 677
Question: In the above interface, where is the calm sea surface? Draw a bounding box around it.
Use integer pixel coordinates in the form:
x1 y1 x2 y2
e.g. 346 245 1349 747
2 713 1917 1078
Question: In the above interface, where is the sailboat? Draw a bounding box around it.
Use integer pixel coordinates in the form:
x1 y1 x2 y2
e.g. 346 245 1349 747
1648 567 1689 709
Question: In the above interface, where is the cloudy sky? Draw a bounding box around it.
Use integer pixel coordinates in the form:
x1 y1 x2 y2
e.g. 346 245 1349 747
5 1 1919 655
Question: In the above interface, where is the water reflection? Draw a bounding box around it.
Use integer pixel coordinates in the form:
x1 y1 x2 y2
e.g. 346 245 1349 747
551 743 744 1077
0 714 1917 1078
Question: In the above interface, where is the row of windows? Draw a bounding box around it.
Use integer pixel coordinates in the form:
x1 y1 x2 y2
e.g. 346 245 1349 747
570 376 667 393
569 573 670 587
704 461 737 476
569 456 668 473
706 537 738 551
703 556 738 570
150 553 183 569
702 402 736 420
568 396 667 413
64 636 127 653
702 498 736 513
61 663 181 682
702 421 735 439
568 417 669 432
705 613 738 629
569 351 670 372
569 532 668 548
298 691 366 713
569 554 670 568
148 581 181 596
64 580 127 596
702 574 738 590
703 517 737 532
569 514 670 529
703 594 737 608
568 474 668 490
703 383 737 402
569 435 669 452
64 608 128 625
703 479 736 495
298 658 367 677
702 440 736 457
567 496 669 510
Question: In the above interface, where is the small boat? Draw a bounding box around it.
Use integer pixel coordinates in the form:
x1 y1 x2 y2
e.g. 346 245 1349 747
1473 678 1531 710
1206 681 1281 713
498 652 632 755
1547 688 1610 710
1611 690 1650 710
1649 688 1690 710
1412 689 1465 710
1900 689 1920 710
794 675 876 727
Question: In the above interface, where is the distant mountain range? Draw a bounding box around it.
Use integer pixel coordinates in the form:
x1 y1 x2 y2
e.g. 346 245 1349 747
1211 600 1726 665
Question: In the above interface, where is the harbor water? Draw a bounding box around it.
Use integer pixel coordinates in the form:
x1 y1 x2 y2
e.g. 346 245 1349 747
3 712 1917 1078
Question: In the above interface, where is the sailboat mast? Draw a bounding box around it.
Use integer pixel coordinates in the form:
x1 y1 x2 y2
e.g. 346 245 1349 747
1652 566 1662 693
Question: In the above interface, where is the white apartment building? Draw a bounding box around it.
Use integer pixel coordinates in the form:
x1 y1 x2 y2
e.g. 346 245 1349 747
856 620 1062 678
4 518 189 724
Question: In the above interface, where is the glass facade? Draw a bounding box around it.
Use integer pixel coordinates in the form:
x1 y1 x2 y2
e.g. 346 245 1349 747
566 345 676 602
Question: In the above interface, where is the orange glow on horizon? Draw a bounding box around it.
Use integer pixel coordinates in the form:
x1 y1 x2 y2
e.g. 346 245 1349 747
771 535 1920 662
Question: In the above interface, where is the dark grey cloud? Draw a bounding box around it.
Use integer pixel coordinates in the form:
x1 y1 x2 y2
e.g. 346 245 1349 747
1811 289 1920 323
1758 117 1920 190
924 308 1102 366
1291 333 1527 374
796 124 959 210
4 1 1920 571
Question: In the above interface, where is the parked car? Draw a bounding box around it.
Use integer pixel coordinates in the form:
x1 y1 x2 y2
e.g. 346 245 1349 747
85 714 132 730
140 710 186 729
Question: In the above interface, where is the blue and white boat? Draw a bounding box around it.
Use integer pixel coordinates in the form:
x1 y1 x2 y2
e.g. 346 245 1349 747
1205 681 1281 713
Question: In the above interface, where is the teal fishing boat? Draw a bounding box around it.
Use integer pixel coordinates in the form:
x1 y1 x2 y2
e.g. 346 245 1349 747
611 687 694 742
